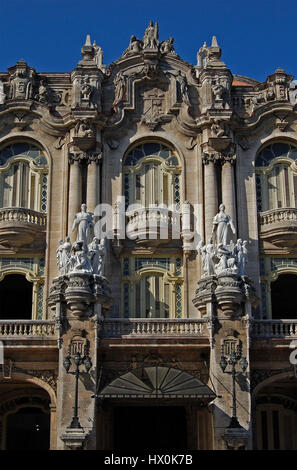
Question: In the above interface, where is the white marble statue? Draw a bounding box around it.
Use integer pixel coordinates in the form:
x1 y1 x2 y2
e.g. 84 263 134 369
233 239 248 276
199 239 216 276
72 204 94 249
143 21 159 49
0 80 6 105
56 240 63 271
69 241 92 273
88 237 106 276
211 204 236 246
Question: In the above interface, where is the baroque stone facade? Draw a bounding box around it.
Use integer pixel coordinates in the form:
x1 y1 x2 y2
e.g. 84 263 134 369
0 24 297 450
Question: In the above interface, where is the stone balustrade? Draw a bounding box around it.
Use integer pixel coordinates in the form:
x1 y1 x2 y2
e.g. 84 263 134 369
0 207 47 227
125 207 181 242
101 318 207 338
251 319 297 338
0 320 56 338
259 208 297 226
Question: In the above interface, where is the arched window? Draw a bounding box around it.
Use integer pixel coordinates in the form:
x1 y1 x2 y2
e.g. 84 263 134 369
0 142 48 212
123 142 181 209
0 257 45 320
271 273 297 319
122 257 183 319
259 257 297 319
255 396 297 450
0 274 33 320
255 142 297 212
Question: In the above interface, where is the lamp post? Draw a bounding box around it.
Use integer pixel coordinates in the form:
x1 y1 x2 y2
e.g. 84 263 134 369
63 351 92 429
220 351 248 428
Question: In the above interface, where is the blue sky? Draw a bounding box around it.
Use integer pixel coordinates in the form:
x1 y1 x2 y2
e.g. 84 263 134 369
1 0 297 82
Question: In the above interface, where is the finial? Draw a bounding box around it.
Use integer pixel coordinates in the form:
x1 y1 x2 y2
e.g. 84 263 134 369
80 34 95 63
85 34 91 46
211 36 218 47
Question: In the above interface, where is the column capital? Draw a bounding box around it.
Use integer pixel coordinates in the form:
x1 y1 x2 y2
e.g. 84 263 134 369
202 152 220 164
68 151 87 165
220 153 236 165
87 151 102 165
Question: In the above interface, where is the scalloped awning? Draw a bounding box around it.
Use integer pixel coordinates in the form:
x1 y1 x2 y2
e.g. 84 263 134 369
97 366 216 400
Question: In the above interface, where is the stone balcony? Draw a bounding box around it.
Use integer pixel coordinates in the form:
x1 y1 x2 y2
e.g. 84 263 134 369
258 207 297 251
0 320 56 346
125 207 182 245
251 319 297 339
100 318 208 341
0 207 47 252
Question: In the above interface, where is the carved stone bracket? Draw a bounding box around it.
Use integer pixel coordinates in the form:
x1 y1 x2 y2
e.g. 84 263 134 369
48 273 113 320
193 273 257 318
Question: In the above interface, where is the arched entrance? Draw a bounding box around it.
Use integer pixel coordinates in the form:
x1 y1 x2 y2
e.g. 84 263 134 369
6 403 50 450
0 374 57 450
253 372 297 449
96 366 215 450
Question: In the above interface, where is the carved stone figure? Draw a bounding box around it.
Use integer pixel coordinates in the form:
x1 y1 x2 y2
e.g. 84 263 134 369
74 119 95 138
0 80 6 104
176 71 190 105
122 35 142 56
211 121 227 138
72 204 94 249
80 76 95 108
36 79 49 104
199 239 216 276
233 239 248 276
93 41 103 67
57 240 63 271
88 237 106 276
57 237 72 275
10 69 33 100
113 72 126 108
61 237 72 273
216 243 232 273
69 241 92 273
160 37 176 55
88 237 100 274
213 81 223 101
211 204 236 246
143 21 159 49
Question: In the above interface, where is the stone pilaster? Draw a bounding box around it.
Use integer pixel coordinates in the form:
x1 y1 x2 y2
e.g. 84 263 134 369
193 273 257 449
48 273 112 450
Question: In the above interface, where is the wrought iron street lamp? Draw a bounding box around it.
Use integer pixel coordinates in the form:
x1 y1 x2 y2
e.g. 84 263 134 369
220 350 248 428
63 351 92 429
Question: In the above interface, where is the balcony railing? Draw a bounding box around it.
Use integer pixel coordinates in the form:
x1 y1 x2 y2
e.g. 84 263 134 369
259 207 297 227
0 207 47 227
125 207 182 243
101 318 208 338
251 320 297 338
0 320 56 339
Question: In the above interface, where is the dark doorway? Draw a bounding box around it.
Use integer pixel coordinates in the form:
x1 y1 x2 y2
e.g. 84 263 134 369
0 274 32 319
271 274 297 319
6 407 50 450
114 406 187 450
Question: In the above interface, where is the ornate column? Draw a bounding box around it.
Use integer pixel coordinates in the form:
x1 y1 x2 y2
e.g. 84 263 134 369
203 153 218 241
86 153 101 213
68 153 82 239
221 155 237 230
